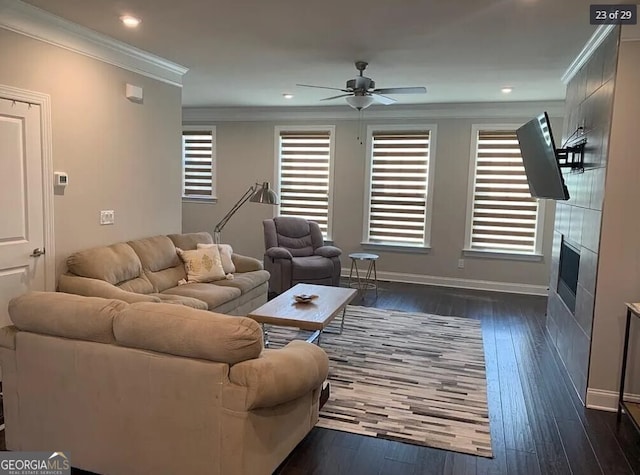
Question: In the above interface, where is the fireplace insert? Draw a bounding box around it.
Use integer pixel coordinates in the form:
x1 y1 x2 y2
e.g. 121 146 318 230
557 239 580 313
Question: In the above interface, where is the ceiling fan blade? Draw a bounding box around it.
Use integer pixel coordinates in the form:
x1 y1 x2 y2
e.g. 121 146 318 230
371 93 397 105
320 94 353 101
296 84 350 92
373 87 427 95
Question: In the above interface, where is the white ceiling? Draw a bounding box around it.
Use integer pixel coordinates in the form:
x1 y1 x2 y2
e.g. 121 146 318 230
23 0 600 108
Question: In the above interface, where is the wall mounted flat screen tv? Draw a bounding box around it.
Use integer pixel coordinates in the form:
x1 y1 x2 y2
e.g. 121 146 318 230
516 112 569 200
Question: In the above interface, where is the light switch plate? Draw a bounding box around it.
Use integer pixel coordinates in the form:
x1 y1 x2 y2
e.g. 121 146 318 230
100 210 115 225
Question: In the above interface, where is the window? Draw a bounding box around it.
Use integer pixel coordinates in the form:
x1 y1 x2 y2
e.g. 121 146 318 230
276 127 335 240
182 127 215 200
363 126 436 248
465 126 544 256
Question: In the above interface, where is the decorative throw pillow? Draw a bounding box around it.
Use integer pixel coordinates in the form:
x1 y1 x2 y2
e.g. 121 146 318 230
176 246 226 283
197 243 236 274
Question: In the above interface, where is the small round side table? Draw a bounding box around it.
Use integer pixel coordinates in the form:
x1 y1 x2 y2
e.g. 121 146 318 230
348 253 379 299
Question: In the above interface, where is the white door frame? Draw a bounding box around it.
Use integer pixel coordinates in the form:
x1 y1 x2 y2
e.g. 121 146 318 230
0 84 55 291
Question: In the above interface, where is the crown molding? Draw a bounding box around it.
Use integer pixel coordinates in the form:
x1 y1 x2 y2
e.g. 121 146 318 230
562 25 616 84
183 100 565 123
0 0 188 87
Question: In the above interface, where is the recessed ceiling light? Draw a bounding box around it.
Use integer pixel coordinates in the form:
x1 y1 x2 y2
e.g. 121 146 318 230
283 94 294 99
501 87 513 94
120 15 141 28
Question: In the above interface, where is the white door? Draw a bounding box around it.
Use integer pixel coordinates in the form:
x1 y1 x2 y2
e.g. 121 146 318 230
0 97 46 329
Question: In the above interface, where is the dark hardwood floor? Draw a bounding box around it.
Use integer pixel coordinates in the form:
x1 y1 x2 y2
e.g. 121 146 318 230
274 281 640 475
4 282 640 474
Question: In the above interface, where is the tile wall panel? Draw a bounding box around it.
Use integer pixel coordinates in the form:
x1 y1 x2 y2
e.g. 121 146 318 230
575 284 595 336
546 29 618 403
578 248 598 295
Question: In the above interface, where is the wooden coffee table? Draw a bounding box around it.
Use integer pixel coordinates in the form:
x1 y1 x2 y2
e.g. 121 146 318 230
247 283 357 346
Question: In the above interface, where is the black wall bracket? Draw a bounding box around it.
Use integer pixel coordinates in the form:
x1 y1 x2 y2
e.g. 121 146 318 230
556 138 586 170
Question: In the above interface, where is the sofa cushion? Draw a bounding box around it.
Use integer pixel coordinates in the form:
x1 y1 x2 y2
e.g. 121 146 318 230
161 284 241 310
128 236 186 292
176 246 226 283
114 302 263 364
57 274 161 304
150 293 208 310
167 232 214 250
9 292 124 344
291 256 334 280
212 270 271 294
214 282 268 315
66 243 153 293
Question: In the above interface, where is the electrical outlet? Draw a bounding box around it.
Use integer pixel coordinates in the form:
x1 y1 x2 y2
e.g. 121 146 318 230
457 259 465 269
100 210 115 225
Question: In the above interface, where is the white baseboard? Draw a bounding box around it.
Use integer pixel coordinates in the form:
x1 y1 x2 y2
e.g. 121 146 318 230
341 270 548 296
586 388 640 412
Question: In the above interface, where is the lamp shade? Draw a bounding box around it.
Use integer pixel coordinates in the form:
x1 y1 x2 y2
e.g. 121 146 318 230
345 95 375 110
250 182 279 204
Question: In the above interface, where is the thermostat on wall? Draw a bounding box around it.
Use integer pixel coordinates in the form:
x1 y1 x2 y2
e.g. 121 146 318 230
54 172 68 187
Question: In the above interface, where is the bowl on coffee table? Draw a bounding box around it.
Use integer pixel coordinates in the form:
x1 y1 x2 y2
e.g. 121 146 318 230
294 294 318 304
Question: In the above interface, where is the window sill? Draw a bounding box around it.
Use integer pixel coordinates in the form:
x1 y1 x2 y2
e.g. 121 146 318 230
182 197 218 204
361 242 431 254
462 249 543 262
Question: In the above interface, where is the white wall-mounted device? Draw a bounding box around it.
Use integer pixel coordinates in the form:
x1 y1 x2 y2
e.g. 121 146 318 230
54 171 68 187
125 83 143 104
100 210 115 225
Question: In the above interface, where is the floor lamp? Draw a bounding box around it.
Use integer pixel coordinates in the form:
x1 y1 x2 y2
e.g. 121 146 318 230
213 182 279 243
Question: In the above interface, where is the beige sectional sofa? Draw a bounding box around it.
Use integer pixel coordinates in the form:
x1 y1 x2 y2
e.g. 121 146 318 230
0 292 329 475
58 232 269 315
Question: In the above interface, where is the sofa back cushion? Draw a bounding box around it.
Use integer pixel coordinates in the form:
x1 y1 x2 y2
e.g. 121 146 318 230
114 302 263 364
66 243 154 294
9 292 124 344
127 236 186 292
167 232 214 251
265 217 324 257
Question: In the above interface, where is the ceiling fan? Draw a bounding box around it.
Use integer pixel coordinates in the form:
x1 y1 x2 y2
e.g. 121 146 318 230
297 61 427 110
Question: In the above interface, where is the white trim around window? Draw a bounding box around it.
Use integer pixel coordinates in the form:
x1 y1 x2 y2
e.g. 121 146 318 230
463 124 545 261
362 124 437 250
274 125 336 241
182 125 216 202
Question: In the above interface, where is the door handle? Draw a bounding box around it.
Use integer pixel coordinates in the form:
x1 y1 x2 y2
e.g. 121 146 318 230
30 248 45 257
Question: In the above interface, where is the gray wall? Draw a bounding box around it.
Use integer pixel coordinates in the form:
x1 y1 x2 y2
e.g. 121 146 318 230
0 28 183 277
545 28 618 402
183 111 560 290
589 34 640 396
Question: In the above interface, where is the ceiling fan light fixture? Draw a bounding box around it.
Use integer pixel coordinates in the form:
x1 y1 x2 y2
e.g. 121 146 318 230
345 95 375 110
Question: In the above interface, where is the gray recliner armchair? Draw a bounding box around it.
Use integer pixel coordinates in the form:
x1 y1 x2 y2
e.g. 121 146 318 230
263 217 342 294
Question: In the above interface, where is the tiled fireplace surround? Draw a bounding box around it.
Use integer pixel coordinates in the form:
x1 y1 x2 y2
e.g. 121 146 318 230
545 29 618 402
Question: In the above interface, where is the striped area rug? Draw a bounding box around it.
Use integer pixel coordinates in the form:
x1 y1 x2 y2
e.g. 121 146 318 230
267 305 492 457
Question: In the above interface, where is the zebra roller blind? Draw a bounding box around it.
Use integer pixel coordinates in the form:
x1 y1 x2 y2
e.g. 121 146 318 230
366 130 431 246
182 129 215 199
469 129 538 253
278 130 333 238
